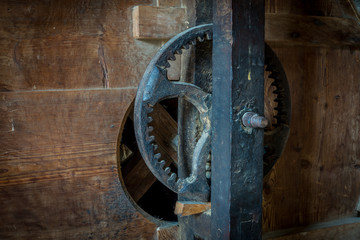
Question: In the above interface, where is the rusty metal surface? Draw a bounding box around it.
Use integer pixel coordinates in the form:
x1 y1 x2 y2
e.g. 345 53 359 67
133 23 291 200
242 112 269 128
134 24 213 201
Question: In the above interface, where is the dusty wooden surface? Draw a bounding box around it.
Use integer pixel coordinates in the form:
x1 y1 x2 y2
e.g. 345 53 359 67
132 5 186 39
0 89 159 239
263 218 360 240
263 46 360 232
0 0 162 239
265 14 360 47
156 224 179 240
261 1 360 234
1 0 360 239
0 0 161 91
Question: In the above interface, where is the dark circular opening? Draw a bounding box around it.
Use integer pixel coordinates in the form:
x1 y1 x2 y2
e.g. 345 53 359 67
117 99 179 222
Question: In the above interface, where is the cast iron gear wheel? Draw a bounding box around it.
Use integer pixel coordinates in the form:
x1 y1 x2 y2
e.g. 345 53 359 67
134 24 291 195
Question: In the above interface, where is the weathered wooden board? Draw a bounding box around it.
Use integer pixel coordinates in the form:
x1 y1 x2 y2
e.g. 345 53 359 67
264 218 360 240
0 89 157 239
0 0 360 238
132 5 186 39
0 172 156 239
0 0 161 90
156 223 179 240
0 90 134 185
263 47 360 232
2 0 360 91
265 14 360 47
265 0 360 21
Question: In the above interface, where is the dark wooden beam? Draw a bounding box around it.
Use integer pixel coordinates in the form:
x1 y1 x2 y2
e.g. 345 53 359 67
266 14 360 48
212 0 264 239
133 7 360 48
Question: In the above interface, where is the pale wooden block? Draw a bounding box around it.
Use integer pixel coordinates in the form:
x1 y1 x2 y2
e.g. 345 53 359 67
156 0 182 7
175 201 211 217
132 6 186 39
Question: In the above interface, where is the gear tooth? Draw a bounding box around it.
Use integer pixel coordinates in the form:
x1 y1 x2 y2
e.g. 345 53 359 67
168 52 176 61
273 89 284 94
271 81 279 87
274 115 285 123
266 64 277 72
205 32 212 40
147 116 153 123
146 107 154 113
190 39 197 45
182 43 189 49
159 160 165 168
176 178 182 185
152 144 158 151
154 153 161 160
269 73 278 78
148 135 155 142
197 36 204 42
164 167 171 174
148 126 154 132
164 61 171 68
168 173 177 184
276 102 285 107
175 49 182 55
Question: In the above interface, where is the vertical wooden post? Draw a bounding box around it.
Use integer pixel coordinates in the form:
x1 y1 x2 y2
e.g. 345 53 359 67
211 0 265 239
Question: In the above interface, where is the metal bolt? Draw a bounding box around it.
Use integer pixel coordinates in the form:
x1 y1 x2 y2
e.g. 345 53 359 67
242 112 268 129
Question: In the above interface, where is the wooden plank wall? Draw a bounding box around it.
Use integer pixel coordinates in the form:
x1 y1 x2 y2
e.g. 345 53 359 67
0 0 162 239
0 0 359 239
263 0 360 233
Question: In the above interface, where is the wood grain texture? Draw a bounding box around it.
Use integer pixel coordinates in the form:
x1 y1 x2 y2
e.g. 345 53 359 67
175 201 211 216
263 47 360 232
265 0 360 21
1 0 360 238
156 224 179 240
0 89 158 239
264 218 360 240
2 0 358 91
0 0 161 90
0 172 156 239
0 0 177 238
0 89 134 185
156 0 182 7
132 5 186 39
265 14 360 47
